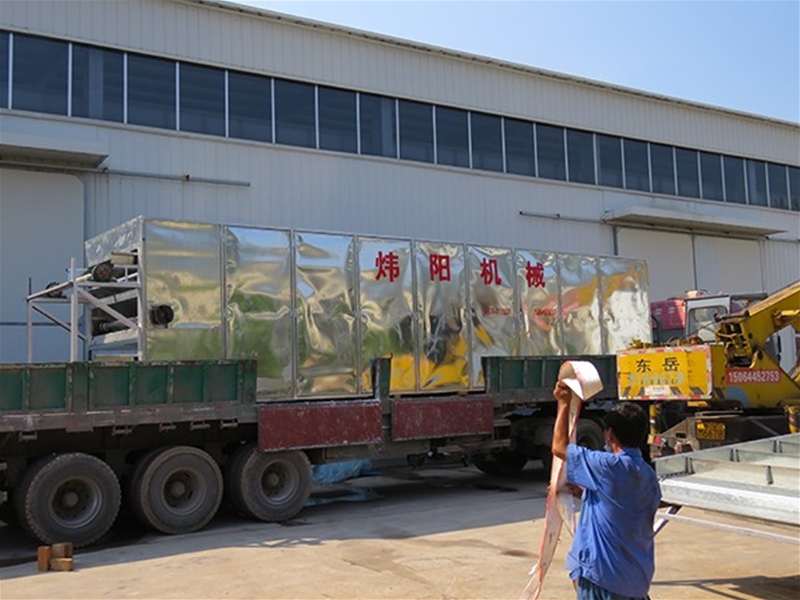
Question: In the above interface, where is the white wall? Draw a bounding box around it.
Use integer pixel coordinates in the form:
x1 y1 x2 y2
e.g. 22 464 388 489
0 169 84 362
616 229 695 301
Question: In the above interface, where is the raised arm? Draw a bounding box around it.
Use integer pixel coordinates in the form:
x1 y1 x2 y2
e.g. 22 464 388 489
551 380 572 460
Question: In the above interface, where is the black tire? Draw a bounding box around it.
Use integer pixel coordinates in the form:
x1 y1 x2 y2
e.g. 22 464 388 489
130 446 222 535
472 449 528 477
14 453 120 547
227 445 311 522
576 418 605 450
536 445 554 474
532 420 604 476
0 495 19 527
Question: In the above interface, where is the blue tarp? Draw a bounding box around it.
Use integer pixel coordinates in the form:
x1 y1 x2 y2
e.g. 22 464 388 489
311 459 373 485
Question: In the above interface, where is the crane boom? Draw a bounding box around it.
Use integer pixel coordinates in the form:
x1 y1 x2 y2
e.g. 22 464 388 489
715 280 800 379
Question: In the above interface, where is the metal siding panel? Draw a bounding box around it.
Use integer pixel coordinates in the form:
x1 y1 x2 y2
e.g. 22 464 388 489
0 170 84 363
3 2 798 377
143 219 224 361
225 226 294 398
599 257 651 351
517 250 562 356
294 231 358 396
616 229 695 301
762 241 800 292
558 254 603 354
693 237 763 294
415 240 469 391
3 1 797 160
468 245 517 386
358 237 416 393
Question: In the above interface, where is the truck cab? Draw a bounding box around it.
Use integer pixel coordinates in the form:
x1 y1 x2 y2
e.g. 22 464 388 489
651 291 767 345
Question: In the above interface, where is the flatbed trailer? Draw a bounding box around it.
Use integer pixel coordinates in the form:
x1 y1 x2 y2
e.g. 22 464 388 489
0 354 618 548
1 215 645 548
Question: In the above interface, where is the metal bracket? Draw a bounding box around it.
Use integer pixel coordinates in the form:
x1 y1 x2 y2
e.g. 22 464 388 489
220 419 239 429
18 431 38 442
159 422 177 432
112 425 133 436
190 421 210 431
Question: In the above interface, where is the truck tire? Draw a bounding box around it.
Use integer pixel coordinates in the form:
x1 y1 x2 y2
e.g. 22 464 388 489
130 446 223 535
0 495 19 527
226 445 311 522
576 419 605 450
472 449 528 477
535 419 604 475
536 446 553 474
14 453 120 547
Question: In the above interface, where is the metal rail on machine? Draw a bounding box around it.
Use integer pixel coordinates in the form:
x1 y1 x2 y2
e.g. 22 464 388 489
26 256 143 362
653 433 800 545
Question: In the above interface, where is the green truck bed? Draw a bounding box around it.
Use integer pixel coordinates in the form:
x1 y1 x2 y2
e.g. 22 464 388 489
0 355 617 434
482 354 618 403
0 360 258 433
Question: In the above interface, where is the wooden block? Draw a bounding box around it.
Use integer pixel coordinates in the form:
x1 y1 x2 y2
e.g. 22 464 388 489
49 558 74 572
51 542 74 559
37 546 52 572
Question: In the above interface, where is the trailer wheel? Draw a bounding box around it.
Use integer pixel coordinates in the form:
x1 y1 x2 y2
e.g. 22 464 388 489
227 445 311 522
576 419 605 450
0 495 20 527
537 446 553 474
14 453 120 547
472 450 528 477
130 446 222 535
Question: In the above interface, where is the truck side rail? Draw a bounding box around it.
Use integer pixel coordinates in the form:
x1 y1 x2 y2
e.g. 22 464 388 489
0 360 258 433
482 355 618 403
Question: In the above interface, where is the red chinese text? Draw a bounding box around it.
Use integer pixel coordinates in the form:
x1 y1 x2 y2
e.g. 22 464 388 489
525 261 545 288
429 254 451 282
375 251 400 282
479 258 502 285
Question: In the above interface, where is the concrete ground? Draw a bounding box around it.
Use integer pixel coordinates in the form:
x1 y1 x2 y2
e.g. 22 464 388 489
0 461 797 600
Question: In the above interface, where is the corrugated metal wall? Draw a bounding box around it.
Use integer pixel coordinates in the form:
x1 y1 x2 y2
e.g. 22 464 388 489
2 0 797 163
1 0 798 366
0 169 85 362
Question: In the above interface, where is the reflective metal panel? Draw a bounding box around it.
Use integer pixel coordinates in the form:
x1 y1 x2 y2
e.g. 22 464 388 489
516 250 562 356
599 257 651 352
294 231 357 396
468 245 516 386
143 220 223 360
558 254 602 354
225 226 294 398
415 241 468 391
84 216 143 265
358 237 416 394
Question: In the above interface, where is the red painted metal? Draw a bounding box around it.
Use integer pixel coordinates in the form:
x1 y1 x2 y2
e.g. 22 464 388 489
390 395 494 441
258 399 382 451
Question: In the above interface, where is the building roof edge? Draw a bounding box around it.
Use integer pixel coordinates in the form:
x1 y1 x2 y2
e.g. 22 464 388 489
184 0 799 130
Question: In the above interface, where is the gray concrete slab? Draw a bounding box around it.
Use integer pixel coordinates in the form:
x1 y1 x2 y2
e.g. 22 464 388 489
0 462 797 599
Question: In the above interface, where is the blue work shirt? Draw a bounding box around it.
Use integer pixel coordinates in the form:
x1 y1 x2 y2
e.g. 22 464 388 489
565 444 661 598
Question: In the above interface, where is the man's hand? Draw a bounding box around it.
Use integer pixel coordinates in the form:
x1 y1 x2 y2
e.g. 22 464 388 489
553 381 572 405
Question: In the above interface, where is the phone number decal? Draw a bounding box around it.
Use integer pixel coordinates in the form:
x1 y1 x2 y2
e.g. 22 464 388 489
726 369 781 384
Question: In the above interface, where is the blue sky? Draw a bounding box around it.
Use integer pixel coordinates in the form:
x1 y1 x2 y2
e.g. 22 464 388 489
236 1 800 124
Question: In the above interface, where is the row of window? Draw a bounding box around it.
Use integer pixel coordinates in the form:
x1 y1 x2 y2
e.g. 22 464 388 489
1 30 798 211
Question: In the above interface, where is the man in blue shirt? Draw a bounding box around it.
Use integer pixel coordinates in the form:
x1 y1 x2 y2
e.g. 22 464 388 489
552 381 661 600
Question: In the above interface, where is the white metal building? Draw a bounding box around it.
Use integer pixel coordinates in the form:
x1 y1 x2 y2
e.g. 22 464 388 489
1 0 798 364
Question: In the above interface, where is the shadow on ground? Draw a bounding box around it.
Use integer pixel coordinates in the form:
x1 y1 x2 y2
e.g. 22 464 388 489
654 574 800 600
0 459 549 576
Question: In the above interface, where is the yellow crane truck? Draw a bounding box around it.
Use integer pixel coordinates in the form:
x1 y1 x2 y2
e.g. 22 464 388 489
617 280 800 455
